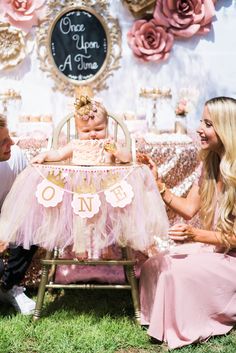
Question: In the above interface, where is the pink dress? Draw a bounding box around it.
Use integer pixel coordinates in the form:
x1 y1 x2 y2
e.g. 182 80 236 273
140 233 236 348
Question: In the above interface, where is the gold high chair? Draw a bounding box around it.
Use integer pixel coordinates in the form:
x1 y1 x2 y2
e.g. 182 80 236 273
33 112 140 323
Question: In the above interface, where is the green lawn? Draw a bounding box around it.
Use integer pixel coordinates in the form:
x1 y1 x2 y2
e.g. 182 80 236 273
0 289 235 353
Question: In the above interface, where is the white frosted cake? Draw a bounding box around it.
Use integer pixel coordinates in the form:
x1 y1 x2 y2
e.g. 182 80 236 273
71 139 110 165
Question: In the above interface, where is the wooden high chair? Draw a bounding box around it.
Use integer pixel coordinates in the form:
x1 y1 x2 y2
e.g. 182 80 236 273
33 112 140 323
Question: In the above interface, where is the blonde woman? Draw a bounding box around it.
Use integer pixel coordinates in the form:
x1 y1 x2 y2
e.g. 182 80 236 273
140 97 236 349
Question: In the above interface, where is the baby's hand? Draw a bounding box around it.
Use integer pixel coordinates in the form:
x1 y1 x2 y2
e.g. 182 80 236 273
31 152 47 164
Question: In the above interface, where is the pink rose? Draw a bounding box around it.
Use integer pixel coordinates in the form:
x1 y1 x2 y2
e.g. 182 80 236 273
153 0 216 38
127 19 174 63
0 0 46 33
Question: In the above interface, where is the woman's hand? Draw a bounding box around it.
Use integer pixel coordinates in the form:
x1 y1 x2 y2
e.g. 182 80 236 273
168 223 196 242
136 154 165 188
145 156 158 180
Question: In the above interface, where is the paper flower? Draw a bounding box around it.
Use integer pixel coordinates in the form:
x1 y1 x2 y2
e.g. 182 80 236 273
0 24 27 70
127 18 174 63
153 0 216 38
0 0 46 33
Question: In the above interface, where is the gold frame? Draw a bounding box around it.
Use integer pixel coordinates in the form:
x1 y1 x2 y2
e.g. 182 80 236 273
36 0 122 95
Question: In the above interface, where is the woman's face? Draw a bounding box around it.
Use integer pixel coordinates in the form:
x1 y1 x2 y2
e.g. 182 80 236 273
197 105 223 153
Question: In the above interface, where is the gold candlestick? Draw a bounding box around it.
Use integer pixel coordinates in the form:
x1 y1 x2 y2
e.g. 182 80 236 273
139 87 172 133
0 89 21 114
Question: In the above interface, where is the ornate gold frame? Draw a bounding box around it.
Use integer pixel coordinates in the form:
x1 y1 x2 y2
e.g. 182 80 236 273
36 0 122 95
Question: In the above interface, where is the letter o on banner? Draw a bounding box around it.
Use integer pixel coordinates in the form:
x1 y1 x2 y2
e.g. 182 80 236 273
36 179 64 207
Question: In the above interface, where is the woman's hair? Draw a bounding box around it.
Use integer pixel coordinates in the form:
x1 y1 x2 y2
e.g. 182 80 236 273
199 96 236 237
0 114 7 128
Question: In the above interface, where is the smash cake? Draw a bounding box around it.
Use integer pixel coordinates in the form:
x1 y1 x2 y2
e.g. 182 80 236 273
71 139 115 165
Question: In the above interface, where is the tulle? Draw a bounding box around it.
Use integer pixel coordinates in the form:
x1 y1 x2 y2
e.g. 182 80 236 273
0 163 169 253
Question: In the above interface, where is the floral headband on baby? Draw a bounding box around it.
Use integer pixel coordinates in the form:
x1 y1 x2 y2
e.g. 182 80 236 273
74 95 98 120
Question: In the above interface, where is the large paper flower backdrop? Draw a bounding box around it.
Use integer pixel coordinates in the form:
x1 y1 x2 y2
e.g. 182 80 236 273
0 0 46 33
127 0 217 63
127 19 174 62
154 0 217 38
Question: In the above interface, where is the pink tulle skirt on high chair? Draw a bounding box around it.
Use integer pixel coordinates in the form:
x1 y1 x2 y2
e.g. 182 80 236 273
0 163 169 256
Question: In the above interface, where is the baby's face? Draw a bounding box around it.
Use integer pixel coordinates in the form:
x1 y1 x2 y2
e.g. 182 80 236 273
76 109 107 140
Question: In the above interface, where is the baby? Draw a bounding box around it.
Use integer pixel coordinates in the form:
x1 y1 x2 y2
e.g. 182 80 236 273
31 96 132 260
31 96 131 165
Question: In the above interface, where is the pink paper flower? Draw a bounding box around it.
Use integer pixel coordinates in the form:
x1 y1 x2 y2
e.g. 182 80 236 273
127 19 174 63
0 0 46 33
153 0 216 38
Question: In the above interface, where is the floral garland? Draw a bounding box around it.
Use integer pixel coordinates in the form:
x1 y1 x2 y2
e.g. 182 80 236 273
127 0 217 63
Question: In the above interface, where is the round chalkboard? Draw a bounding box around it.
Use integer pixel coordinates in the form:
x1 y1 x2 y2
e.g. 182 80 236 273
48 6 110 84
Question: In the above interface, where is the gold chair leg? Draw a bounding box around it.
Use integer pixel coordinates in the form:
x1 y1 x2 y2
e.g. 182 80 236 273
48 248 59 284
123 247 141 324
33 250 53 321
124 265 141 324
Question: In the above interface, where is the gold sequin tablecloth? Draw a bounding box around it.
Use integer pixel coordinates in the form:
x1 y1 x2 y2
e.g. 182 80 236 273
136 134 200 197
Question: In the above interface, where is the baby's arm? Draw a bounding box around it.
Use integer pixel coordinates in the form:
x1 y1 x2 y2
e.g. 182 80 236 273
31 143 74 164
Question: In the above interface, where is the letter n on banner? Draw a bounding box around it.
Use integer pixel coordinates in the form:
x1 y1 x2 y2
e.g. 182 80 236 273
71 193 101 218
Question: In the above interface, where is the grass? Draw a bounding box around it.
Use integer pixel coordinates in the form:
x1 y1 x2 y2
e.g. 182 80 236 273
0 289 236 353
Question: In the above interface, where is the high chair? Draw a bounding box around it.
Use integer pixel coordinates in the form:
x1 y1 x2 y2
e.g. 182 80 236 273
33 112 140 323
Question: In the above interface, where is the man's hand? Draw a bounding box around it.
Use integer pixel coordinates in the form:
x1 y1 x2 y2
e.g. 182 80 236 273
0 241 8 253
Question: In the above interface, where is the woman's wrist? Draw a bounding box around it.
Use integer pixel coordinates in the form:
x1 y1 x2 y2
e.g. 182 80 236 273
158 182 166 195
157 182 173 207
185 226 198 241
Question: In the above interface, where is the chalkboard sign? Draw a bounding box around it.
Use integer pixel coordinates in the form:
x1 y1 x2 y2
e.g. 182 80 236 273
49 6 110 83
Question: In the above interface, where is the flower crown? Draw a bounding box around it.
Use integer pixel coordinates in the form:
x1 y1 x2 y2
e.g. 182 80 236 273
74 95 97 121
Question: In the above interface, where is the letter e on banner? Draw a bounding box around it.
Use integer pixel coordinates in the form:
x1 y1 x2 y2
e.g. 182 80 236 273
105 181 134 208
71 193 101 218
36 179 64 207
